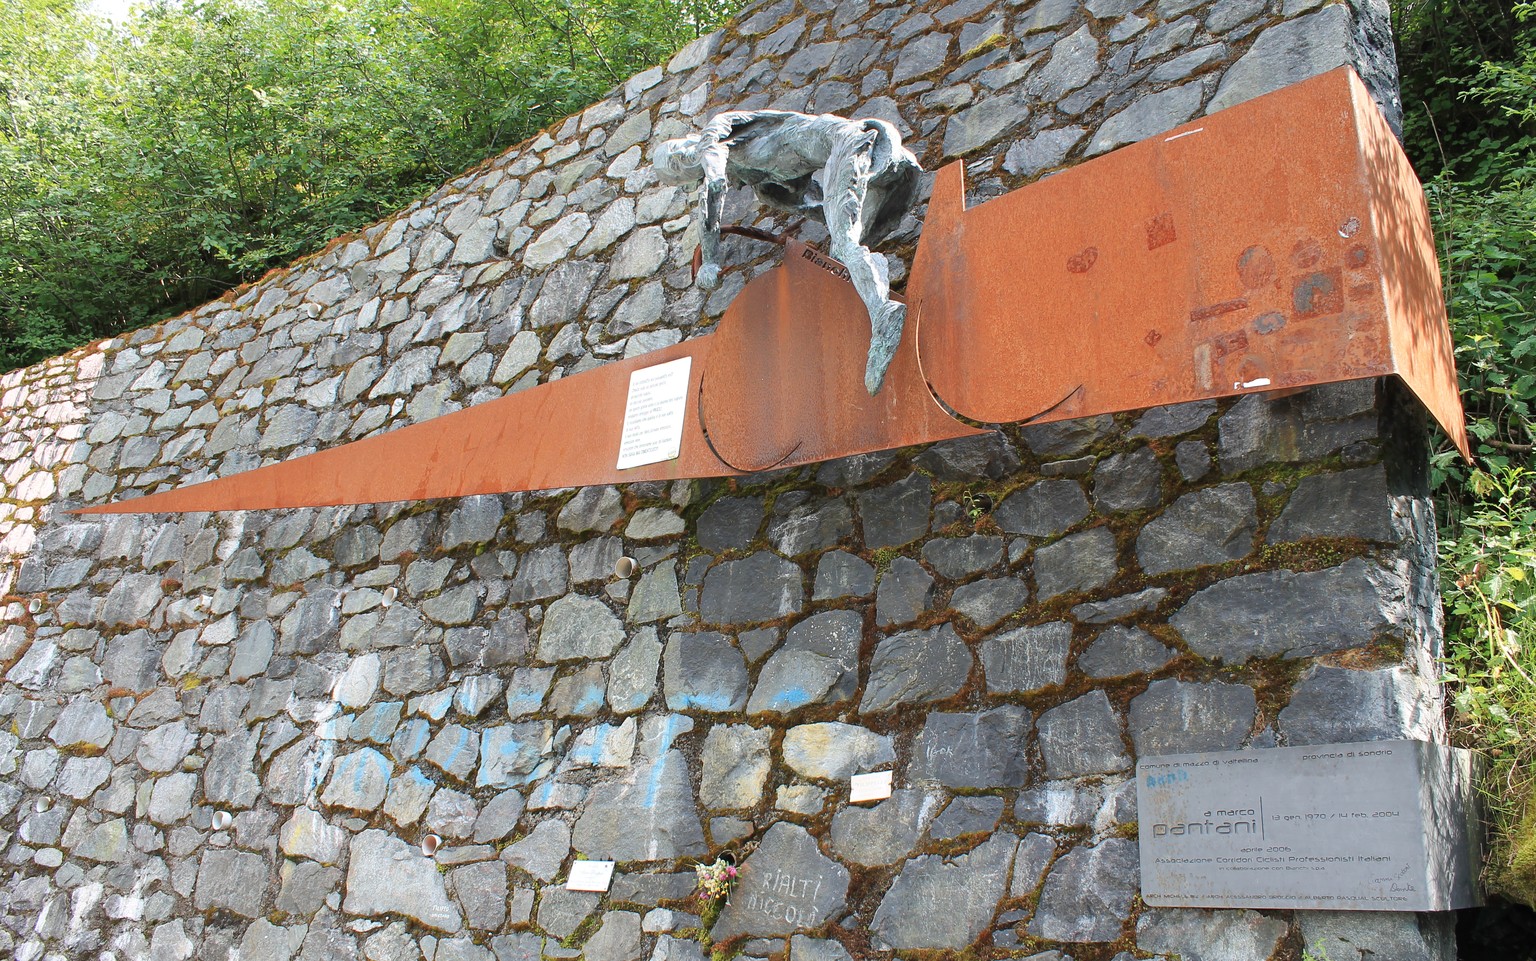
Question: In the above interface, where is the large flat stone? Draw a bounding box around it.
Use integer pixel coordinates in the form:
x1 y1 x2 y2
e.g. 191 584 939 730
982 621 1071 694
713 823 850 940
908 707 1030 788
871 833 1016 950
572 750 705 862
1137 483 1257 575
664 631 749 712
537 595 625 662
1129 679 1255 756
860 624 973 712
829 788 938 866
343 829 464 932
747 609 861 713
699 552 805 625
1170 558 1405 663
1028 838 1139 942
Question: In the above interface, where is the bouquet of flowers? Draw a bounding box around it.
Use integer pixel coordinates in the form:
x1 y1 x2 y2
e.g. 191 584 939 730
694 857 738 902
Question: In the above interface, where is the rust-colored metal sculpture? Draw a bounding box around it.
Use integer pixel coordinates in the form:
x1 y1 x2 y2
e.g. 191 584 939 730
911 66 1468 459
77 66 1466 516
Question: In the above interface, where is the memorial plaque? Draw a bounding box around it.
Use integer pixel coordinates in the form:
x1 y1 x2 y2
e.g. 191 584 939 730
616 357 691 470
566 860 616 892
849 770 894 803
1137 740 1481 911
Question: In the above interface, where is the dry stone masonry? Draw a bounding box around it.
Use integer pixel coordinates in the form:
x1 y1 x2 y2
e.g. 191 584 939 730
0 0 1455 958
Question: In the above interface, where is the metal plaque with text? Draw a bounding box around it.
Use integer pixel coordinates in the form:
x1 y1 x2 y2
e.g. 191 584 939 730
1136 740 1481 911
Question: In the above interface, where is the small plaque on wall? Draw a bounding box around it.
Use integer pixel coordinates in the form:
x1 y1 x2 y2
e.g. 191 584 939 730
566 860 616 892
616 357 691 469
849 770 893 803
1136 740 1481 911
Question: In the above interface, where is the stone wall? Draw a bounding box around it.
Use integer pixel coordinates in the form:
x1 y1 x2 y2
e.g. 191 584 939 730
0 0 1457 959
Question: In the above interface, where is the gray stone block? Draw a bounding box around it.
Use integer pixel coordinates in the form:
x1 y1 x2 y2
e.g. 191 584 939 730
1278 666 1434 745
502 819 570 882
1296 910 1439 961
1207 5 1355 114
922 535 1004 580
861 624 973 712
697 496 766 552
537 888 599 940
875 557 935 627
914 432 1022 480
508 546 569 603
929 795 1005 840
1170 558 1405 663
1037 691 1131 777
1137 907 1288 961
195 848 271 919
713 822 850 940
1137 483 1256 575
871 833 1016 949
1011 831 1057 896
1217 382 1379 473
664 631 748 712
1089 81 1203 154
982 621 1071 694
769 498 853 556
1028 838 1139 942
701 724 772 810
538 595 624 663
909 706 1030 788
1035 526 1119 600
452 860 508 931
1130 679 1255 756
1072 587 1167 624
1132 400 1218 439
829 788 935 866
1078 625 1174 677
994 479 1089 537
782 722 895 780
858 472 932 548
950 575 1030 629
1093 447 1164 513
1269 465 1395 543
572 751 705 862
583 911 643 961
813 551 875 599
699 552 805 625
748 609 861 713
608 629 662 714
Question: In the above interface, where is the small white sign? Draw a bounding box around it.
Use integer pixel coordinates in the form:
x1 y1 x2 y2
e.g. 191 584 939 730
566 860 615 892
850 770 894 804
616 357 692 470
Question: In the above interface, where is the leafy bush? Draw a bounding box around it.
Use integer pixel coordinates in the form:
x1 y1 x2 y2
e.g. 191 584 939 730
1413 0 1536 903
0 0 738 372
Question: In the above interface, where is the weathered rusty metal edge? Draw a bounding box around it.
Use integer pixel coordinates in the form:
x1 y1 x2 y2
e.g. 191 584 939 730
911 66 1468 457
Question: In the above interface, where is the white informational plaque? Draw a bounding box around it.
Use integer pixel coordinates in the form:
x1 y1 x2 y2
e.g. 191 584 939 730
566 860 616 892
615 357 692 470
850 770 894 804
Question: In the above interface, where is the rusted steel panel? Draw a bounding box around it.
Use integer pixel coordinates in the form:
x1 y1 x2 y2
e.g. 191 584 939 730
911 66 1469 457
698 240 984 473
76 338 730 513
78 241 980 514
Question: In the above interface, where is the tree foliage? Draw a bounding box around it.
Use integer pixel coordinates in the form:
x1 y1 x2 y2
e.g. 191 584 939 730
1402 0 1536 904
0 0 736 371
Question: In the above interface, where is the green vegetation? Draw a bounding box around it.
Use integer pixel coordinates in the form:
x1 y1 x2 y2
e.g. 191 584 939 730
0 0 736 371
1398 0 1536 904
